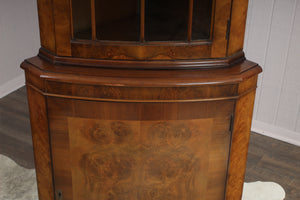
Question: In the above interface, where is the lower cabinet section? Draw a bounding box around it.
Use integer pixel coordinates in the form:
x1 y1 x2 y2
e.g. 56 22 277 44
23 57 261 200
48 99 234 200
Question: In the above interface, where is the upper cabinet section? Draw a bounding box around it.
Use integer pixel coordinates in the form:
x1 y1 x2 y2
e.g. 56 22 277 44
37 0 249 67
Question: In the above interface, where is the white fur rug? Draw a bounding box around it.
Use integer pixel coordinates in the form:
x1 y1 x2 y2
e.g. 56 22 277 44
243 181 286 200
0 154 38 200
0 154 285 200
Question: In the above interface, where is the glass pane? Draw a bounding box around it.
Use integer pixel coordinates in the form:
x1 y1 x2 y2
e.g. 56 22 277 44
72 0 92 40
192 0 213 40
145 0 189 41
95 0 140 41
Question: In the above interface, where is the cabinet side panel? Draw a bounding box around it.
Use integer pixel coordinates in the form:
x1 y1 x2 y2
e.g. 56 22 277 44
52 0 72 56
211 0 232 57
225 90 256 200
37 0 56 53
26 86 55 200
227 0 249 56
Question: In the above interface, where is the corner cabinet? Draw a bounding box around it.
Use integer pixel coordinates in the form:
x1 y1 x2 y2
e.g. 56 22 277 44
22 0 262 200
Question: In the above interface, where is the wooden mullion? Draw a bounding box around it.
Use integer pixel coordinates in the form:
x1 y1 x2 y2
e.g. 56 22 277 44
69 0 74 39
188 0 194 42
140 0 145 42
91 0 96 40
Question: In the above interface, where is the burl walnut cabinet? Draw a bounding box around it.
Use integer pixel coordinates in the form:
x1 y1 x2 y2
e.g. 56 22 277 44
21 0 262 200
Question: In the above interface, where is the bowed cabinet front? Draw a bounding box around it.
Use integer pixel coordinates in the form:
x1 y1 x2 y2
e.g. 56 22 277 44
23 58 261 200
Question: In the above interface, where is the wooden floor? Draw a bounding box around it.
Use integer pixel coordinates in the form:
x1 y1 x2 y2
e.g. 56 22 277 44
0 86 299 200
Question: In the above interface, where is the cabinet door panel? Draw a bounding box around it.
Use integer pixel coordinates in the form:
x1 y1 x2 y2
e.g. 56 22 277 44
48 98 234 200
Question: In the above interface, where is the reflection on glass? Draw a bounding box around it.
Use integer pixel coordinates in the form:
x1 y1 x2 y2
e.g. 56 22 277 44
192 0 213 40
72 0 92 40
95 0 140 41
145 0 189 41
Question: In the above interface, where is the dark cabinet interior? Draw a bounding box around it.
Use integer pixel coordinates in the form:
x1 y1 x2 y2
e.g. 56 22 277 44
72 0 213 42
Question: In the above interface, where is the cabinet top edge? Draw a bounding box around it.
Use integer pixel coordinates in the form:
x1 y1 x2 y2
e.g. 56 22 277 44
21 55 262 88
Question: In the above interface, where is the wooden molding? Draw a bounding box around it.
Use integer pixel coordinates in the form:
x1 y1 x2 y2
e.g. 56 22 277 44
38 47 246 70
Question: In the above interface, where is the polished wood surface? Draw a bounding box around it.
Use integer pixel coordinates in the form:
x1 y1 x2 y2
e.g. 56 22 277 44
22 56 260 87
227 0 249 56
22 55 261 199
226 85 257 199
211 0 231 57
52 0 72 56
45 92 235 200
37 0 55 53
26 86 54 200
38 48 246 69
50 114 232 200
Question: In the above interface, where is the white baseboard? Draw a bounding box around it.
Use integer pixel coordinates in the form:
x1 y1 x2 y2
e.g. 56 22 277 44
251 120 300 146
0 74 25 98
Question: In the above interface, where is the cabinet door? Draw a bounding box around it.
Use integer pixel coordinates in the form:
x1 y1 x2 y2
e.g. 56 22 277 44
47 0 232 60
48 98 234 200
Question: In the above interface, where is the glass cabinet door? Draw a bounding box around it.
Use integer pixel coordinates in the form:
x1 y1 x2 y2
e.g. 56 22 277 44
72 0 213 42
145 0 189 41
72 0 92 40
70 0 232 60
192 0 213 40
95 0 140 41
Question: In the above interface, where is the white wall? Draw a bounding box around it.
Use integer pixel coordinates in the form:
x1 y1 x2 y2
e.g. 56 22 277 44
0 0 40 98
245 0 300 146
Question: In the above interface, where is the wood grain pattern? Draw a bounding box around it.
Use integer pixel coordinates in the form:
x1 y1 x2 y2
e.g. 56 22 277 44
38 48 246 69
46 96 234 200
71 42 212 60
211 0 232 57
44 82 238 101
26 86 54 200
227 0 249 56
68 118 215 200
52 0 72 56
225 76 258 200
37 0 55 53
22 56 260 89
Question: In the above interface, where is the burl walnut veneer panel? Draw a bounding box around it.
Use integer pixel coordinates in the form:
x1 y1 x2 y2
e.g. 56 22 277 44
47 99 234 200
69 118 227 200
